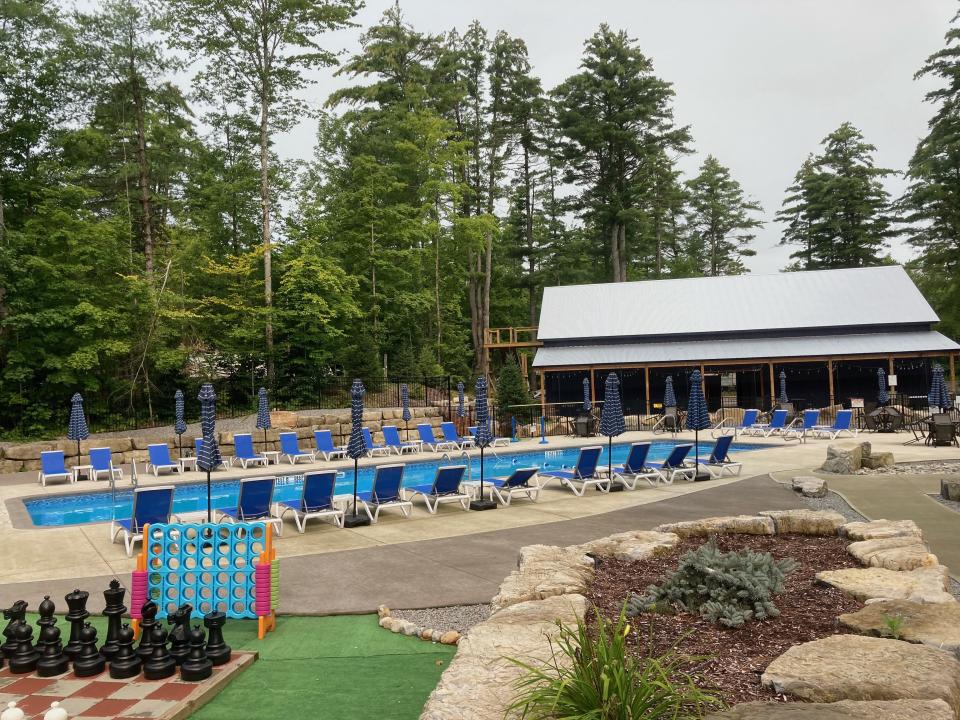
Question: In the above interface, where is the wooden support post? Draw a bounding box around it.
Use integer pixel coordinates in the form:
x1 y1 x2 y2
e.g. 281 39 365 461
644 367 651 416
828 359 835 406
768 363 775 408
539 370 546 418
589 370 596 405
888 357 895 375
951 354 957 394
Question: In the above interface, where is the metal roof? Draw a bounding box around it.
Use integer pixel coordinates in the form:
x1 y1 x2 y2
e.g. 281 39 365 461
537 266 940 342
532 331 960 368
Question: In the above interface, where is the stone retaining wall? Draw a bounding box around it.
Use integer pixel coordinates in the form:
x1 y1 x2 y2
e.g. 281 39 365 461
0 407 444 473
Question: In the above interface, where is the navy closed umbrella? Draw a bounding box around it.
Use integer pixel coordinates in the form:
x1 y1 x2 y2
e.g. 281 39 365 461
686 370 711 478
599 373 626 482
877 368 889 407
196 383 222 522
256 387 271 450
929 364 953 412
663 376 677 408
344 379 370 527
401 383 412 442
174 390 187 459
778 370 788 406
67 393 90 465
457 382 465 420
582 377 591 412
471 377 496 511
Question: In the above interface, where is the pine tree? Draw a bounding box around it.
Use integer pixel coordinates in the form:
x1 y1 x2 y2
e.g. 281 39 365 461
495 357 528 416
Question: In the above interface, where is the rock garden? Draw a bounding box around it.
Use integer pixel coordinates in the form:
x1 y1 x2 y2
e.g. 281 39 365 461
419 511 960 720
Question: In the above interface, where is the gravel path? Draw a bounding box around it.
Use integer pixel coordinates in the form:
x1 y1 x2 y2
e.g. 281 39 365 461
797 490 868 522
928 493 960 514
856 460 960 475
391 604 491 633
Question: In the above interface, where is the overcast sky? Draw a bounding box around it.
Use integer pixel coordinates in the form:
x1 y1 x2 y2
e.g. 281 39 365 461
274 0 956 274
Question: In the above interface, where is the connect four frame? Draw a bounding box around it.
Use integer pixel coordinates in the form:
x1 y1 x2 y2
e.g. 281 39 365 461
130 522 278 639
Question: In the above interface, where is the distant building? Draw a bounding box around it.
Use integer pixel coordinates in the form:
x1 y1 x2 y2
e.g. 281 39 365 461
532 266 959 414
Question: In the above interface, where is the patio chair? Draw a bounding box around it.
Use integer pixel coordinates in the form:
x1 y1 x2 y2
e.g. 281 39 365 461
541 445 608 496
382 425 419 455
217 476 283 536
279 432 316 465
38 450 72 487
471 467 544 505
417 423 458 453
358 464 412 523
361 427 392 457
782 410 820 443
929 413 958 447
904 418 928 446
89 447 124 483
468 425 511 447
402 465 469 514
652 407 681 435
747 409 789 437
146 444 182 476
274 470 344 533
110 485 174 557
699 435 743 478
654 444 696 484
195 438 230 469
811 409 857 440
711 409 760 438
232 433 268 469
440 422 475 450
314 430 347 461
611 442 661 489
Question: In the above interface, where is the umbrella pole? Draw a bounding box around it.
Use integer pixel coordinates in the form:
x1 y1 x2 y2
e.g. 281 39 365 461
178 433 182 461
353 458 358 518
470 445 496 511
343 457 370 526
206 469 212 523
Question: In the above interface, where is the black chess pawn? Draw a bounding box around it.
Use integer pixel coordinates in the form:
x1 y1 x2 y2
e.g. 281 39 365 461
203 611 231 666
136 601 158 661
100 579 127 661
2 600 28 659
36 625 69 677
143 626 176 680
37 596 57 631
9 622 40 674
180 626 212 682
63 589 89 660
109 625 142 679
167 604 193 666
73 623 105 677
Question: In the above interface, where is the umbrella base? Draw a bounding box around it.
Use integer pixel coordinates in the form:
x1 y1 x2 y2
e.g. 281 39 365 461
604 484 625 493
343 513 371 528
692 471 714 482
469 499 497 512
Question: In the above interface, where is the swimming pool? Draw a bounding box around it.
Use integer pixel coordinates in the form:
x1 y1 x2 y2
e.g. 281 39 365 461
23 439 770 527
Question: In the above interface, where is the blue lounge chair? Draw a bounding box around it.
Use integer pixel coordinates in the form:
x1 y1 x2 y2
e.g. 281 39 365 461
417 423 457 453
279 431 315 465
146 443 182 476
402 465 469 513
699 435 743 478
217 476 283 535
195 438 230 469
38 450 72 487
812 409 857 440
232 433 268 469
314 430 347 461
783 410 820 443
468 425 510 447
382 425 419 455
111 485 174 557
654 443 696 484
471 467 544 505
440 422 474 450
89 447 124 483
748 409 789 438
611 442 661 489
712 409 760 438
274 470 344 533
362 427 392 457
541 445 607 496
359 464 412 523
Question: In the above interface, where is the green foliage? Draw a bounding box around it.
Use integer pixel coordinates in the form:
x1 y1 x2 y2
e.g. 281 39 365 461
496 358 528 416
882 613 904 640
628 541 798 628
506 607 722 720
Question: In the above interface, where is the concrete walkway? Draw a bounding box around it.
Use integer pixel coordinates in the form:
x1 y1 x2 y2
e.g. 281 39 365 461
0 473 804 614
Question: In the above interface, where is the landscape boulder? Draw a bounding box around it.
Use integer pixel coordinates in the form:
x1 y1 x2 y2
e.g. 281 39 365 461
941 478 960 502
821 443 864 474
759 509 845 535
861 452 895 469
574 530 679 562
846 536 938 572
791 475 828 498
707 699 954 720
815 564 956 604
490 545 595 612
839 599 960 655
653 515 774 538
841 519 923 541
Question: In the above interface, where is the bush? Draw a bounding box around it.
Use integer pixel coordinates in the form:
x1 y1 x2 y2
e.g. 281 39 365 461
506 608 722 720
626 541 797 628
496 357 529 415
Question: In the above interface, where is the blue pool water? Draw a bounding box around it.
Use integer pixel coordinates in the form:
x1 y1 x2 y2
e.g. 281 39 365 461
24 439 769 527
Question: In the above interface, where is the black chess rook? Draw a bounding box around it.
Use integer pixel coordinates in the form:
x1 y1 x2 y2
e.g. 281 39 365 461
180 625 212 682
203 611 231 666
73 623 105 677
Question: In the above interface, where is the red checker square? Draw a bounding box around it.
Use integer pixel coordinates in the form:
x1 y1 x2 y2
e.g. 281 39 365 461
13 693 66 716
71 680 127 698
82 697 138 717
3 677 57 694
146 683 197 701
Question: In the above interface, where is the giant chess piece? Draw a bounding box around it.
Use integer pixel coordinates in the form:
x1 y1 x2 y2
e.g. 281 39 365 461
36 625 69 677
100 579 127 660
73 623 105 677
136 601 158 661
1 701 24 720
167 603 193 666
9 622 39 674
37 596 56 631
180 625 212 682
42 702 68 720
109 624 142 679
2 601 28 659
63 588 89 660
143 625 176 680
203 611 231 666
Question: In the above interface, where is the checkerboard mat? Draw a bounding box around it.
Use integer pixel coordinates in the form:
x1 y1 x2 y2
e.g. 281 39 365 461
0 652 251 719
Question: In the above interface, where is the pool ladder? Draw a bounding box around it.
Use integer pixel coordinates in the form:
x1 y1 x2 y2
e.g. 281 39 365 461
440 450 473 483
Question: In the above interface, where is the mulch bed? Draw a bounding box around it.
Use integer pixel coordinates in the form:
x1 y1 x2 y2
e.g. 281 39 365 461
587 533 863 706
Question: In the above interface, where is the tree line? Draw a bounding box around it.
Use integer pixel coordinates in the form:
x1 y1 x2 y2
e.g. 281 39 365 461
1 0 958 435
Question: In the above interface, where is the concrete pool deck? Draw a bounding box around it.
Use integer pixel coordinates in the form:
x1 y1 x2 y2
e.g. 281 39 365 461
1 429 958 613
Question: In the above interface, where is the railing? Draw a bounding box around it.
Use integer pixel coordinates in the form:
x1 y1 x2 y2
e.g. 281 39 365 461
483 327 541 347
